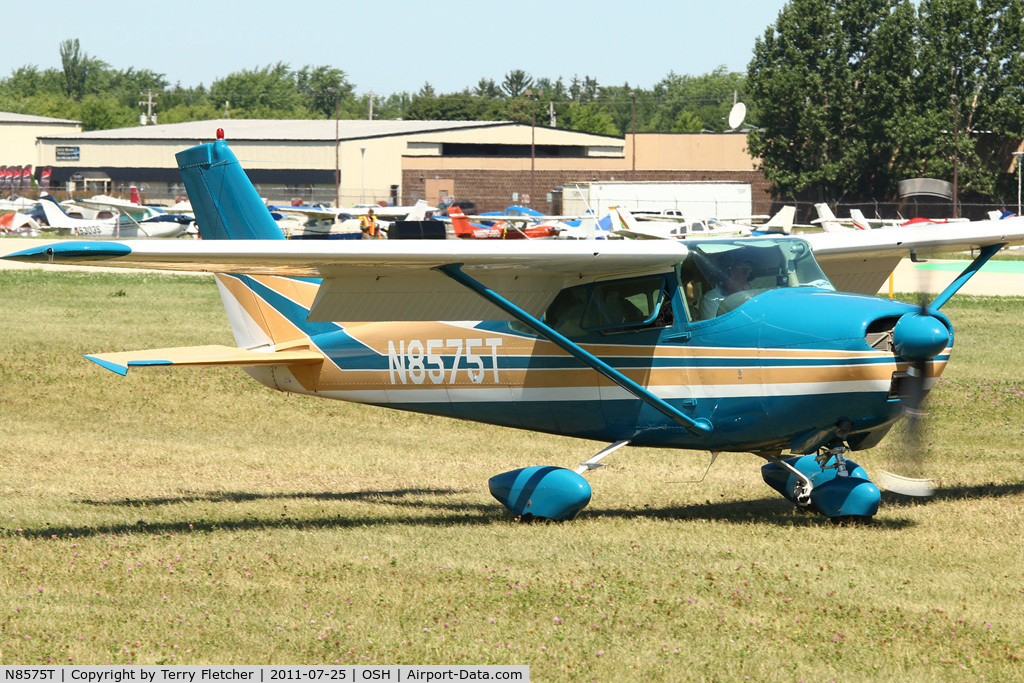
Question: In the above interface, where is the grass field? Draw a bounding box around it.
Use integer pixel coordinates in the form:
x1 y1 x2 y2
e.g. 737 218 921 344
1 268 1023 680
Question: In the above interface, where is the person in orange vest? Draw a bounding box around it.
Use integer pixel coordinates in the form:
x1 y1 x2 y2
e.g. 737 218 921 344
359 208 381 239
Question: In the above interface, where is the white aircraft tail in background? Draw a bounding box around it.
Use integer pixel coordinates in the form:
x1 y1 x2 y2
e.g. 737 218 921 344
849 209 875 231
813 203 858 232
757 205 796 234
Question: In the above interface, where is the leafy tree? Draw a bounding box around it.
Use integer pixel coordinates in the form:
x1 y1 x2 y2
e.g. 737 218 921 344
749 0 1024 203
671 110 704 133
405 92 483 121
371 92 413 120
473 78 502 99
210 63 309 119
159 100 221 124
749 0 919 201
567 75 599 103
649 68 747 133
911 0 1024 198
59 39 106 101
562 101 619 136
501 70 534 98
75 94 137 131
295 65 354 119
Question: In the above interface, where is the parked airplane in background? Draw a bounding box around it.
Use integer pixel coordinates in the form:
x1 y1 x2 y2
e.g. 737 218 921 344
37 194 191 238
7 131 1024 524
612 206 755 240
448 205 564 239
618 207 796 237
271 200 434 239
68 191 197 235
813 203 970 231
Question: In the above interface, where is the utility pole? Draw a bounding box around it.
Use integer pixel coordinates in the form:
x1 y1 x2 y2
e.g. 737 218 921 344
1013 150 1024 216
328 87 341 207
525 88 542 205
360 147 367 204
629 91 637 181
368 91 374 121
951 94 959 219
138 90 158 125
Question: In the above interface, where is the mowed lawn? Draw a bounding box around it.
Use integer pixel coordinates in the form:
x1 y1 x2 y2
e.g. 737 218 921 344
1 268 1022 680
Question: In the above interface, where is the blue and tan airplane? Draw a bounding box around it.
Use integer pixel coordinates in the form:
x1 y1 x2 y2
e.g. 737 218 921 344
7 130 1024 522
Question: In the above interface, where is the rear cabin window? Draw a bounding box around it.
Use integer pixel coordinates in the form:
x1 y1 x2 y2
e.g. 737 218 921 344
513 275 673 337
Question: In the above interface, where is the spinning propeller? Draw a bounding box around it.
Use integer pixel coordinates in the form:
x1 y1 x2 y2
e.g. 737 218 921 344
879 283 949 496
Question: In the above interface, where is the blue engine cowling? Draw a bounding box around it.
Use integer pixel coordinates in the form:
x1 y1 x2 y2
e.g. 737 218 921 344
489 466 592 521
761 455 880 519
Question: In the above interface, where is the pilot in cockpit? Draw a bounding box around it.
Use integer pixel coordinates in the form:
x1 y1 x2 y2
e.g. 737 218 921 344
699 254 754 319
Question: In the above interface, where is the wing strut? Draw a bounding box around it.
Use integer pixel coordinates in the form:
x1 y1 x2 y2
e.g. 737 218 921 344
930 243 1004 310
436 263 712 436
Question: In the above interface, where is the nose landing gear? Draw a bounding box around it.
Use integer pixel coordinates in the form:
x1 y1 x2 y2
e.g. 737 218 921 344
761 439 881 521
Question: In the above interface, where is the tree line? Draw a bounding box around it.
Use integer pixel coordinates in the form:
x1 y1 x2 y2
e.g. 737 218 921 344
1 0 1022 206
0 40 745 136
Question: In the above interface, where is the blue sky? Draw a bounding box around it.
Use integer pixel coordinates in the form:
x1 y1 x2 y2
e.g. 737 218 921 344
4 0 791 96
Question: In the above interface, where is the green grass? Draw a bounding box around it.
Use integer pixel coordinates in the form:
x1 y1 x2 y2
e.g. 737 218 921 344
2 270 1023 679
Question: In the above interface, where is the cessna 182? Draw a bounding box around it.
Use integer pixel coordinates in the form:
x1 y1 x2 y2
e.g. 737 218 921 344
7 131 1024 523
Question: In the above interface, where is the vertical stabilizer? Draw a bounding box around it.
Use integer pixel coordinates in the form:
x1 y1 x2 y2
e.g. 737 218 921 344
761 205 795 234
611 206 641 232
448 205 475 237
814 203 852 232
175 132 285 240
175 133 333 349
848 209 872 230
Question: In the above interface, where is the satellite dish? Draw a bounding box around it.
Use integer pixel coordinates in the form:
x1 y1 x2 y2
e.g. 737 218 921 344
728 102 746 130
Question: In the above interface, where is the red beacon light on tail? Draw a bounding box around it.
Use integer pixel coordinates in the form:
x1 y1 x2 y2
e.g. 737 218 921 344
216 128 225 140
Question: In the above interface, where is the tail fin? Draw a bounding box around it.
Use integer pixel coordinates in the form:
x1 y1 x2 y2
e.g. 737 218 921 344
448 205 475 237
175 132 336 349
403 199 430 221
848 209 872 230
760 205 795 234
129 185 141 204
175 132 285 240
37 194 75 229
610 206 642 232
813 203 852 232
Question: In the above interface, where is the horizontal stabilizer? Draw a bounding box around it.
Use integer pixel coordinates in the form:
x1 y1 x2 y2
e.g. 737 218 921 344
85 344 325 376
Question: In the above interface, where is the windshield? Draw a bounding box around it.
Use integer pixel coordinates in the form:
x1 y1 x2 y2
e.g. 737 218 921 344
678 238 833 321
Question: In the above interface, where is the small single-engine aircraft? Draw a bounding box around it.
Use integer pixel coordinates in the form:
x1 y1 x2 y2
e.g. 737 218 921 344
37 194 192 239
447 204 564 239
271 200 434 239
452 204 602 241
7 131 1024 523
614 206 797 240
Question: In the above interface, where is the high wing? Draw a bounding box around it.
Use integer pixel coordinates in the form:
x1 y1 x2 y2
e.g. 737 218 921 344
804 217 1024 294
4 239 689 322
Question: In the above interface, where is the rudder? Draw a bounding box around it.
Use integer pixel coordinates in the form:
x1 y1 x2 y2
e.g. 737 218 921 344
175 131 285 240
